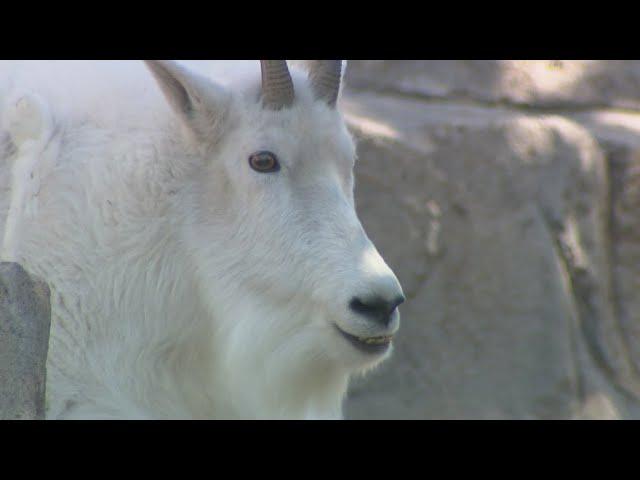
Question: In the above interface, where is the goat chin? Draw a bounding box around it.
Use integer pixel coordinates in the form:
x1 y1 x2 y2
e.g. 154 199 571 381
0 60 402 419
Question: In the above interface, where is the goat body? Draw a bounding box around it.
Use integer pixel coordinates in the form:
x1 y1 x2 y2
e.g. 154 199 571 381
0 60 403 419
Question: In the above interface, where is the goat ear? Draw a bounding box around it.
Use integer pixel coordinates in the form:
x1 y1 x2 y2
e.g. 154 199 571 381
145 60 229 141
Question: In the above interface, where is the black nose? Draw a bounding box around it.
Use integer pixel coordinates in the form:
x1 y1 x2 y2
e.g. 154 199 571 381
349 295 405 327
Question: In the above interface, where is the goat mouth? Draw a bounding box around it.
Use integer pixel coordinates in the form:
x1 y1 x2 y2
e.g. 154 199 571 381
333 325 392 355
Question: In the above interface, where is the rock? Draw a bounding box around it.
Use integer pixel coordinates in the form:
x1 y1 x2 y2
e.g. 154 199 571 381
0 262 51 419
345 61 640 110
569 111 640 385
341 90 640 418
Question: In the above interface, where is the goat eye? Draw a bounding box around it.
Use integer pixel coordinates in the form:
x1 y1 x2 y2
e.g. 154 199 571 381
249 151 280 173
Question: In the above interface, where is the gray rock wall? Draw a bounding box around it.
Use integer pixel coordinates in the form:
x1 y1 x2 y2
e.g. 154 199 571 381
0 262 51 419
343 60 640 419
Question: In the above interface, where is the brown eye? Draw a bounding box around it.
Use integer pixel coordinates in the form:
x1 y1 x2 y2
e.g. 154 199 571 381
249 151 280 173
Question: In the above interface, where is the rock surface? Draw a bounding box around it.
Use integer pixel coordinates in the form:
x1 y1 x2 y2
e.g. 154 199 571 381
342 61 640 419
0 262 51 419
346 60 640 110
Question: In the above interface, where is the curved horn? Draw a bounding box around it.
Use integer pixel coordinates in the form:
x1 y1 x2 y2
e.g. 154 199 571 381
260 60 294 110
308 60 343 107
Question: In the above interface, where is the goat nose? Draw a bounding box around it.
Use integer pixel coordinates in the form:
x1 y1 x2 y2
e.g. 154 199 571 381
349 294 405 327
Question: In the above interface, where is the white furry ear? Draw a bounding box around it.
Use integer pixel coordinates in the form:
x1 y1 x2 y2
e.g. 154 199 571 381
145 60 229 142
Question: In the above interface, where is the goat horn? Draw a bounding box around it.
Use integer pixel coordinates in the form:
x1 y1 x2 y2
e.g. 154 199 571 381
260 60 295 110
308 60 343 107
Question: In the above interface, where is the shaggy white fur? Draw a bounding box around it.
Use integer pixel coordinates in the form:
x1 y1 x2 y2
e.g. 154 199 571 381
0 61 403 419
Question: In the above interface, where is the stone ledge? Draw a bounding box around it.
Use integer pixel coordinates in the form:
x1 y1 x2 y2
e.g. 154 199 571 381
345 61 640 111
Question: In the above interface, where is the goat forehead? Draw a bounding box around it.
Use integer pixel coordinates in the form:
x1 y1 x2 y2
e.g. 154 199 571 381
242 110 353 168
249 102 341 134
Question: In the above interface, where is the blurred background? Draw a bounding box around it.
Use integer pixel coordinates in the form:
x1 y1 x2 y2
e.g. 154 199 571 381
340 60 640 419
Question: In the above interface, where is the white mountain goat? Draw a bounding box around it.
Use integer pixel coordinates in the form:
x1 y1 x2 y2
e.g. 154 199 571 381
0 60 404 419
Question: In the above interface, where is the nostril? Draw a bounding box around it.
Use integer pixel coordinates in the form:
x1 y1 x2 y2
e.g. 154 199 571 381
349 297 376 317
349 295 404 326
391 295 405 311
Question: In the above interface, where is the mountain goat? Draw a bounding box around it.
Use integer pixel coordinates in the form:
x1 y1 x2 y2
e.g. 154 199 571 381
0 60 404 419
